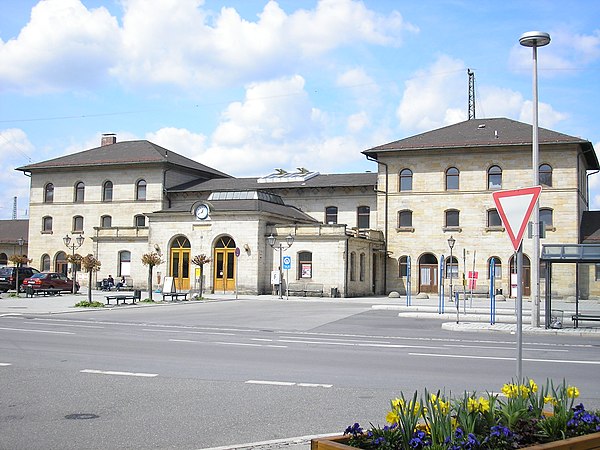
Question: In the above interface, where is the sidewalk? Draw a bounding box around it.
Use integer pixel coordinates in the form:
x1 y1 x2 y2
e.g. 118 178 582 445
1 289 599 337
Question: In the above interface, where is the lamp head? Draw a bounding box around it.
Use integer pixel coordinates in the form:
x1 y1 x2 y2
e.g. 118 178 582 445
519 31 550 48
17 237 24 246
285 233 294 247
267 234 276 248
447 235 456 250
63 235 71 247
76 234 85 247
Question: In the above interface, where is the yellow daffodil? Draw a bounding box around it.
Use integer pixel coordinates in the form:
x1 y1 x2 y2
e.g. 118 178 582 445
567 386 580 399
391 398 404 409
529 379 538 393
502 383 518 398
386 410 400 424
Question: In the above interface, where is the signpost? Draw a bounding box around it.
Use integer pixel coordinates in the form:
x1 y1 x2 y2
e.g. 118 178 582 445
493 186 542 380
235 247 240 299
283 255 291 299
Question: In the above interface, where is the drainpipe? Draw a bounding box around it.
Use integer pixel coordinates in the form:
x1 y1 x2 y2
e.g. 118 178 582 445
366 155 388 294
344 237 349 298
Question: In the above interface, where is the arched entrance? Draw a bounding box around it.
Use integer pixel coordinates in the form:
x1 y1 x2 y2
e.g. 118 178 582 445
419 253 439 293
213 236 236 293
509 254 531 297
55 251 68 276
170 236 191 290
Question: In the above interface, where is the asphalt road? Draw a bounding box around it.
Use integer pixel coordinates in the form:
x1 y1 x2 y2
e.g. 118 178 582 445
1 299 599 449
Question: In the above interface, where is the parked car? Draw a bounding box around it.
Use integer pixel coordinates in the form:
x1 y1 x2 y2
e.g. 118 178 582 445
0 266 40 293
20 272 79 293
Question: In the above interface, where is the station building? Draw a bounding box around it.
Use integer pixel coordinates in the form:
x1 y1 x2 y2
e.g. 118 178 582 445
15 118 600 299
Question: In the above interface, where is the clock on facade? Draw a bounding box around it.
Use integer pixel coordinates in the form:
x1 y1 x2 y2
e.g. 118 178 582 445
195 203 210 220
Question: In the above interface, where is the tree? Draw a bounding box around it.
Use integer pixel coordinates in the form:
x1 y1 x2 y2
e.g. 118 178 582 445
141 252 163 301
8 254 31 267
191 254 211 298
81 254 101 303
66 253 83 294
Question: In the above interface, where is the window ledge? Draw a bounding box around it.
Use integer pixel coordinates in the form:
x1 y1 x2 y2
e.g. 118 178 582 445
443 227 462 233
41 230 53 235
485 226 505 232
395 227 415 233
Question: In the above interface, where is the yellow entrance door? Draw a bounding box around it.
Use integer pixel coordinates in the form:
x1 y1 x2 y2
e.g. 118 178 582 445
170 237 191 290
213 236 236 292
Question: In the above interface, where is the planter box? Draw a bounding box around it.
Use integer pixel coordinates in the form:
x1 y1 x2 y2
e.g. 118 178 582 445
311 432 600 450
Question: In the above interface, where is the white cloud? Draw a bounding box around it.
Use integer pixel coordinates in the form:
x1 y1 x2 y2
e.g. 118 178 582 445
0 0 120 93
347 111 370 133
0 0 416 92
0 129 35 218
146 128 207 161
396 55 466 133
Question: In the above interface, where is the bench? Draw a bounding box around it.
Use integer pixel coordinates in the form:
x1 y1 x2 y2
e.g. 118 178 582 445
571 314 600 327
25 287 62 297
105 290 141 306
162 292 189 301
286 282 324 297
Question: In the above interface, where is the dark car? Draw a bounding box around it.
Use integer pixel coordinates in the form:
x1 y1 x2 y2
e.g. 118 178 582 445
0 266 40 293
21 272 79 293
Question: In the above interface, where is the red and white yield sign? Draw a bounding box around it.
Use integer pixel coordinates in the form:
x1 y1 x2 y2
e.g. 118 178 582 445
492 186 542 251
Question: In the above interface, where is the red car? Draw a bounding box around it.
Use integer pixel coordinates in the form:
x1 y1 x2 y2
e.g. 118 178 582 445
21 272 80 293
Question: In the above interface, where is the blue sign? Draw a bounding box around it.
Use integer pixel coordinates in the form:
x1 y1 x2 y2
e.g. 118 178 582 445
282 256 292 270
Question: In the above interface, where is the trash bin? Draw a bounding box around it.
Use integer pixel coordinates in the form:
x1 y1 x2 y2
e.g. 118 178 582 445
330 287 338 298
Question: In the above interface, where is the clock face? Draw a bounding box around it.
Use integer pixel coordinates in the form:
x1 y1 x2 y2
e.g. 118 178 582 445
195 204 209 220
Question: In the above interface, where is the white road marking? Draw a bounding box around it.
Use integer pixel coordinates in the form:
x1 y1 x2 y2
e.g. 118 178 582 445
443 344 569 352
246 380 332 388
169 339 196 343
409 352 600 365
143 329 235 336
0 326 74 335
0 363 12 366
216 342 263 347
278 338 441 349
80 369 158 377
29 322 104 329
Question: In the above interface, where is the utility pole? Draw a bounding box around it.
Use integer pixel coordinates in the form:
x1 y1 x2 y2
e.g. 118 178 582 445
468 69 475 120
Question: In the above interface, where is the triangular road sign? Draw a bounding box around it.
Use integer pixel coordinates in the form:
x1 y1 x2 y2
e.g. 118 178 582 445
492 186 542 251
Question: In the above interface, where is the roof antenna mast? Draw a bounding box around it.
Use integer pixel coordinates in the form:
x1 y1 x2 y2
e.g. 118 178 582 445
468 69 475 120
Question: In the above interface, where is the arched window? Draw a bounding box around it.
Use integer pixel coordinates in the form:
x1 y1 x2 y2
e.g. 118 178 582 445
488 165 502 190
103 181 113 202
359 253 366 281
487 209 502 227
136 179 147 201
539 164 552 187
74 181 85 203
101 215 112 228
119 251 131 276
357 206 370 229
398 210 412 228
398 256 409 277
298 251 312 279
399 169 413 191
325 206 338 224
445 209 460 227
350 252 356 281
41 254 51 272
0 252 7 266
134 215 146 227
446 167 459 190
44 183 54 203
488 256 502 279
540 208 553 227
73 215 84 232
445 256 458 278
42 216 53 232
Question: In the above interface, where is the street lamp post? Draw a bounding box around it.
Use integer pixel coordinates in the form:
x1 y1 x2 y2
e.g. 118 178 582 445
519 31 550 328
447 235 456 302
267 232 294 299
15 237 24 296
63 234 85 294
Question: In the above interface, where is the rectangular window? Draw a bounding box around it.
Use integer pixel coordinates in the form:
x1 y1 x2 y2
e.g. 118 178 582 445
359 253 365 281
350 252 356 281
325 206 338 224
445 210 459 227
488 209 502 227
595 264 600 281
357 206 370 229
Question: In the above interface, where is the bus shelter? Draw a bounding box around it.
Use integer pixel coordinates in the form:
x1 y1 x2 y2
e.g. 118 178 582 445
541 244 600 328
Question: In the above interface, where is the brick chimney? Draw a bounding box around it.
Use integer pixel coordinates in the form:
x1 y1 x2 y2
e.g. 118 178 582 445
101 133 117 146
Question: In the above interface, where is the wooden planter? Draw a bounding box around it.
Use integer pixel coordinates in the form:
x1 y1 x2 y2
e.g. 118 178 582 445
311 432 600 450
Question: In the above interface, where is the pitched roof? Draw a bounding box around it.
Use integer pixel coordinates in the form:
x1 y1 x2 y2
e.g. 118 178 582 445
363 118 599 169
16 140 231 178
0 219 29 244
168 172 378 193
581 211 600 243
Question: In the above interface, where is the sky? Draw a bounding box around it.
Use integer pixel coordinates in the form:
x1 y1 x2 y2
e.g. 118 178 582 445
1 0 599 220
